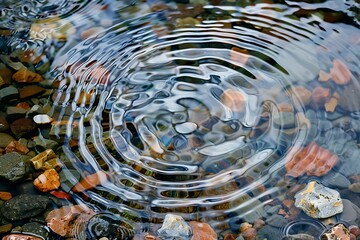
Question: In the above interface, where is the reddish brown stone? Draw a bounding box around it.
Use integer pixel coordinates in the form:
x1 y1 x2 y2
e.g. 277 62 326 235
311 87 331 106
0 68 13 85
241 228 256 240
2 234 42 240
10 118 37 138
19 85 45 99
285 142 339 177
12 68 43 83
46 205 95 237
330 59 352 85
189 221 217 240
5 140 29 154
0 191 12 201
221 89 246 112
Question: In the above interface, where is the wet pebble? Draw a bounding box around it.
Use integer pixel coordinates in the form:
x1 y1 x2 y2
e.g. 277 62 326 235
322 171 351 189
339 199 360 224
157 214 192 239
22 222 50 240
266 214 288 228
349 182 360 193
294 181 343 219
282 233 315 240
10 118 37 139
273 111 295 129
0 133 15 148
6 107 28 120
256 225 282 240
0 152 31 182
2 234 43 240
0 194 49 221
321 224 350 240
189 221 217 240
33 114 53 125
12 68 43 83
33 169 60 192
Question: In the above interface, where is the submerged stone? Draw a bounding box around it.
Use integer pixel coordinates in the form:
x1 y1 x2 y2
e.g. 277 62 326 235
0 194 49 221
0 152 31 182
157 214 192 239
282 234 315 240
189 221 217 240
294 181 343 219
321 224 350 240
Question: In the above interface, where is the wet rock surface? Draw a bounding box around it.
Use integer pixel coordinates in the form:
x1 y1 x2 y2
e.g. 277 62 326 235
0 152 30 182
0 194 49 221
157 214 192 239
294 181 343 219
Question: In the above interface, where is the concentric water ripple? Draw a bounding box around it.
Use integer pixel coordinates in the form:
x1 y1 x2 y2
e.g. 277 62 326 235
48 1 360 237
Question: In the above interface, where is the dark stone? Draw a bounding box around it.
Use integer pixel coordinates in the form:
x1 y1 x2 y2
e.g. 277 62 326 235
10 118 37 138
0 152 31 182
0 194 49 221
22 222 50 239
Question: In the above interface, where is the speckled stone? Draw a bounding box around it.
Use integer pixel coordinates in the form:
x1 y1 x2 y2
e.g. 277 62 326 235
295 181 343 218
0 152 31 182
0 194 49 221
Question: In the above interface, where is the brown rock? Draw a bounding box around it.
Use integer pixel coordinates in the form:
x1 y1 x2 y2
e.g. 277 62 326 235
241 228 256 240
46 205 95 237
0 223 12 234
15 102 31 110
72 171 109 193
221 89 246 112
349 182 360 193
33 169 60 192
290 86 312 105
19 85 46 99
0 68 13 85
321 224 350 240
231 47 250 65
253 219 265 230
0 191 12 201
240 222 252 233
223 234 238 240
2 234 42 240
311 87 331 106
349 225 360 236
81 27 105 40
325 97 338 112
10 118 37 138
189 221 217 240
330 59 352 85
5 140 29 154
12 69 43 83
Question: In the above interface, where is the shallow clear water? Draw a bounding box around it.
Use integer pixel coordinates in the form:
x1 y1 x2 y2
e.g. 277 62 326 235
1 0 360 239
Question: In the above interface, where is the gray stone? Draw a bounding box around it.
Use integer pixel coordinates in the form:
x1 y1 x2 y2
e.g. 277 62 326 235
0 133 14 148
266 214 288 228
0 194 49 221
256 225 282 240
282 234 315 240
0 152 31 182
266 205 281 215
0 86 18 102
294 181 343 219
322 171 351 189
22 222 49 239
339 199 360 224
273 112 295 129
157 214 192 239
32 136 58 150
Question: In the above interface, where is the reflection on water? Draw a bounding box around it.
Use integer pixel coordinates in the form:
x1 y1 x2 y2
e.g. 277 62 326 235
1 0 360 238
